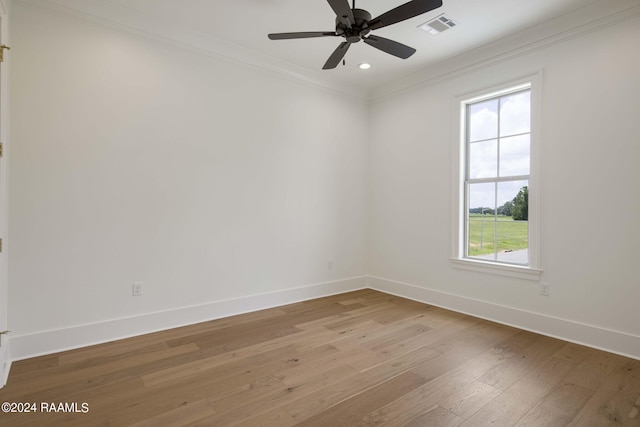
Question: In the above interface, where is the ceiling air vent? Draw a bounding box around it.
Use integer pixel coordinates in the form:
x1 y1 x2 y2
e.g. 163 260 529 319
418 14 457 35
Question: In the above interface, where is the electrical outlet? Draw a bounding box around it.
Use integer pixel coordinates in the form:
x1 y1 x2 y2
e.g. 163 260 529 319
540 282 550 296
327 261 333 270
132 282 143 297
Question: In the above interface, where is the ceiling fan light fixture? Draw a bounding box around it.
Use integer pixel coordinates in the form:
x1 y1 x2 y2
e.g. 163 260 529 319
358 63 371 70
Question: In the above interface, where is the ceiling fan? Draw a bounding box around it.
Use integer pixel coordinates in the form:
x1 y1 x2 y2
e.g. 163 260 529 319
268 0 443 69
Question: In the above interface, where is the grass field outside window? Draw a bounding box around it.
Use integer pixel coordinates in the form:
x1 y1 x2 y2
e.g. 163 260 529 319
467 214 528 257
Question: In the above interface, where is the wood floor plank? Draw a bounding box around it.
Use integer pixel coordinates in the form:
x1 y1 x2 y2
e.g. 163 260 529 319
202 361 357 425
361 352 501 426
552 342 600 365
410 321 519 382
370 301 434 325
282 345 441 423
439 380 502 419
128 398 216 427
350 325 566 426
56 340 172 367
7 354 59 376
5 343 200 398
461 355 578 426
140 322 368 388
567 358 640 426
1 289 638 427
360 323 431 351
475 334 566 391
403 406 464 427
295 303 398 331
294 371 427 427
231 407 298 427
515 381 594 426
313 302 399 330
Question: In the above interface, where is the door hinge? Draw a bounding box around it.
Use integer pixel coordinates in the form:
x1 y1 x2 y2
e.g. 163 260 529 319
0 45 10 62
0 142 3 157
0 238 2 252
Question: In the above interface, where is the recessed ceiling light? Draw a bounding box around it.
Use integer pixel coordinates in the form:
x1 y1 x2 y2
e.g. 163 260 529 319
418 13 457 35
359 63 371 70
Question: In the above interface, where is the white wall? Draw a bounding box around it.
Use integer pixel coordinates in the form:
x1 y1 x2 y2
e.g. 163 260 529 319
0 0 11 387
368 12 640 355
8 1 640 361
8 3 368 355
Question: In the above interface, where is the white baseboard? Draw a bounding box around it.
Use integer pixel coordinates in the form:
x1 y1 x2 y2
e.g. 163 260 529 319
9 276 368 361
9 274 640 365
368 276 640 360
2 359 10 387
1 340 10 388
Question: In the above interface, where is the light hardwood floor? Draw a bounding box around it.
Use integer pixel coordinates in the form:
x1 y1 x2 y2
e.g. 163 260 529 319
1 289 639 426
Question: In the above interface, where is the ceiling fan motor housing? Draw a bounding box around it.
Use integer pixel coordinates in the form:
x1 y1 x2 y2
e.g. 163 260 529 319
336 9 372 42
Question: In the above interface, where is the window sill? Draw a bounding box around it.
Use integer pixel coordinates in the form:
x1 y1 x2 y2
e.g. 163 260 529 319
450 257 542 281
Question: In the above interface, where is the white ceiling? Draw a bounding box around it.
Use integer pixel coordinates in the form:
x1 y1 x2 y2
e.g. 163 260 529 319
34 0 621 93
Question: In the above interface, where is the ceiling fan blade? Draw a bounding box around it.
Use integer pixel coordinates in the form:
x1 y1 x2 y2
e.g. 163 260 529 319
323 42 351 69
364 35 416 59
268 31 337 40
327 0 355 28
367 0 443 31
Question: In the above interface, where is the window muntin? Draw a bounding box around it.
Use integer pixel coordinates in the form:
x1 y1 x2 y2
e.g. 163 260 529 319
464 88 531 265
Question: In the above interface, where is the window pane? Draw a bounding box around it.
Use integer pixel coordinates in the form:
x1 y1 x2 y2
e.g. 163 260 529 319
499 134 530 177
469 182 496 214
468 183 495 257
496 221 528 264
497 180 528 219
469 99 498 142
500 91 530 137
468 219 495 258
469 139 497 179
496 180 528 263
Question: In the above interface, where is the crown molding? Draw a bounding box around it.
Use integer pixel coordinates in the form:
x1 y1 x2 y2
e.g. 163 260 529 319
14 0 640 103
15 0 369 101
369 0 640 101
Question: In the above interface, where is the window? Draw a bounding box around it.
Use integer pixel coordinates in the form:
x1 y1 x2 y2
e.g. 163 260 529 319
467 89 530 264
452 75 541 279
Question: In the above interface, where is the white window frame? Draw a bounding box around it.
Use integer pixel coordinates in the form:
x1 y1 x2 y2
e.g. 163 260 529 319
451 72 542 280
